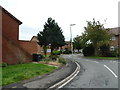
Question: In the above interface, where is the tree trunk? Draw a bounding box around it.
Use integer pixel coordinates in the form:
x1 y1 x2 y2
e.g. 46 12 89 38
43 46 47 57
60 47 63 54
94 44 98 56
51 46 54 55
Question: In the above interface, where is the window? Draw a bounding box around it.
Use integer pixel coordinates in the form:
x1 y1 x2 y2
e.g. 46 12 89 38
41 49 51 52
47 49 51 52
111 36 116 41
110 46 115 51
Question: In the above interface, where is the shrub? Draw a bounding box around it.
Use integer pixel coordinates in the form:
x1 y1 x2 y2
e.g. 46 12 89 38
99 44 110 57
2 62 8 67
109 52 118 57
52 51 61 55
63 51 69 54
63 48 71 54
58 58 66 64
49 55 59 61
83 44 95 56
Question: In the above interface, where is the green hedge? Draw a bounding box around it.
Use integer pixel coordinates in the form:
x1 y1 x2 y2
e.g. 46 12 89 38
52 51 61 55
83 44 95 56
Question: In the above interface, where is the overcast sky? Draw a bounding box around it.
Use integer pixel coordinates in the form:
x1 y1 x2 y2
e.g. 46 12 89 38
1 0 119 41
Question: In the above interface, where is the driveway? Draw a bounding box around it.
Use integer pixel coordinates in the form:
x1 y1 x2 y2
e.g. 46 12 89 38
62 54 118 88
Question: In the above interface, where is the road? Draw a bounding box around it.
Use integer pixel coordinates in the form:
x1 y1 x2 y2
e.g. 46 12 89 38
62 54 118 88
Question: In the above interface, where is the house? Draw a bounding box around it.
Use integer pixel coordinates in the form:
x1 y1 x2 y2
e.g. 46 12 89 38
61 41 71 51
30 36 52 55
1 6 32 64
19 36 46 55
30 36 72 54
109 27 120 52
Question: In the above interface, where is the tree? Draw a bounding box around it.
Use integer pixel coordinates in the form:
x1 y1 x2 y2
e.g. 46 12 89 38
37 17 65 55
83 19 111 56
73 35 83 52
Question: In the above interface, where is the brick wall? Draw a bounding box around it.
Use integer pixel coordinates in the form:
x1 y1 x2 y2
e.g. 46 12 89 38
2 36 32 64
19 40 42 55
110 35 119 47
1 7 32 64
2 9 21 42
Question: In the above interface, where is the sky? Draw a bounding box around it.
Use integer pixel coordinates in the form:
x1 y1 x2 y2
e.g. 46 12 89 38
0 0 119 41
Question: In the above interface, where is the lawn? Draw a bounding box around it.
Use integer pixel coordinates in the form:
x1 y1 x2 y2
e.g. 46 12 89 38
86 56 119 60
1 63 56 86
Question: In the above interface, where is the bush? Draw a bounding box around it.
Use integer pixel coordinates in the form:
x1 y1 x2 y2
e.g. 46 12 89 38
99 44 110 57
2 62 8 67
52 51 61 55
63 48 71 54
49 55 59 61
58 58 66 64
63 51 69 54
109 52 118 57
83 44 95 56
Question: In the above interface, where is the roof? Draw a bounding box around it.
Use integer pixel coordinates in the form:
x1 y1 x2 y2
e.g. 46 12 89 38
30 36 38 42
0 6 22 25
109 27 119 35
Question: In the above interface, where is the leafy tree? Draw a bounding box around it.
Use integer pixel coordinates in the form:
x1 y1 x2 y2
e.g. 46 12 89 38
37 17 65 55
73 35 83 52
83 19 111 56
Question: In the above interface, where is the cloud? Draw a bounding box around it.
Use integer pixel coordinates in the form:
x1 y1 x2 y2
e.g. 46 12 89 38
1 0 119 41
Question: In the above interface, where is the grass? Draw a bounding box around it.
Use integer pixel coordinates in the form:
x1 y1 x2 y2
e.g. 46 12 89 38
0 67 2 86
85 56 119 60
43 55 50 58
2 63 56 86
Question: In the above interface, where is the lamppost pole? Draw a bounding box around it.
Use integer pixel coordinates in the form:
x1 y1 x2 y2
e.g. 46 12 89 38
70 24 76 60
118 28 120 59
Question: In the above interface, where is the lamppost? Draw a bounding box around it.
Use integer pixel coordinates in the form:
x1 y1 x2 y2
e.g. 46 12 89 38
70 24 76 60
118 28 120 59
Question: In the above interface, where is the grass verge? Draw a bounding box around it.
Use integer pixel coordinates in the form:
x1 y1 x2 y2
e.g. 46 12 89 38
2 63 56 86
85 56 119 60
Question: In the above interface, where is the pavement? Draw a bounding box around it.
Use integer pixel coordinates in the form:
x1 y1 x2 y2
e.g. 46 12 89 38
2 58 77 89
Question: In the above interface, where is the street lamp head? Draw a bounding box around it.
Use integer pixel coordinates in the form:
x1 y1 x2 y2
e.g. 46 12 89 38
70 24 76 26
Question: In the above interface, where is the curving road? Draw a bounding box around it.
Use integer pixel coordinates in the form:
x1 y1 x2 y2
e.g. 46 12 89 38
62 54 118 88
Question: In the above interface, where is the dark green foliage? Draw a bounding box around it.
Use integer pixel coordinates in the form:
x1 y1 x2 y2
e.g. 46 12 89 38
107 51 118 57
63 48 71 54
99 44 110 57
37 17 65 55
83 19 111 56
2 62 8 67
49 55 59 61
99 44 118 57
52 50 61 55
58 58 66 64
73 35 83 52
83 44 95 56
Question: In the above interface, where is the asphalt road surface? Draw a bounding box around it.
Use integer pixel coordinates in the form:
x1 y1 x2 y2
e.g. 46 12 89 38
62 54 118 88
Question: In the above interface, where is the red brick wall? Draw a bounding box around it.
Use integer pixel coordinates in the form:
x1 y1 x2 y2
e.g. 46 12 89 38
19 40 42 55
1 8 32 64
19 40 52 56
2 36 32 64
0 7 2 64
2 10 19 42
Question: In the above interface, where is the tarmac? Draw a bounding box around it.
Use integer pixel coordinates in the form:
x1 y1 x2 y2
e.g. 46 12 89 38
2 59 77 89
